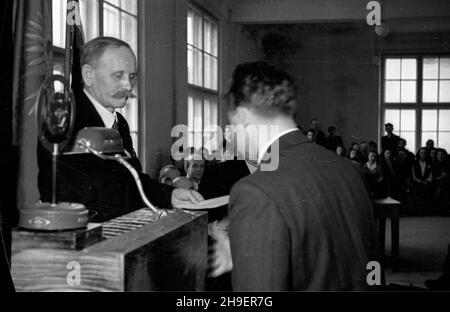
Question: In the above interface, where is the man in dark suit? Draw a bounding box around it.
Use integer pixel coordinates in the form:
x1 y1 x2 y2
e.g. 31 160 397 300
211 62 378 291
38 37 202 222
381 123 401 154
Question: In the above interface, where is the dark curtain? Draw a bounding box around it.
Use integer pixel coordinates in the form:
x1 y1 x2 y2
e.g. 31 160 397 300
0 0 16 292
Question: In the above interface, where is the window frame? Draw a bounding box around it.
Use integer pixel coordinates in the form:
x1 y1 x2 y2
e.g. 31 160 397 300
380 53 450 153
187 2 220 150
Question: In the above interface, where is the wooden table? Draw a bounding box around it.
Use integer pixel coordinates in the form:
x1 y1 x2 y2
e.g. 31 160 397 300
374 197 401 271
11 209 208 291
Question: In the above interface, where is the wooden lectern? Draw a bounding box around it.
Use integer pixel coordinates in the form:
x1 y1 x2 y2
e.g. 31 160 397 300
11 209 208 291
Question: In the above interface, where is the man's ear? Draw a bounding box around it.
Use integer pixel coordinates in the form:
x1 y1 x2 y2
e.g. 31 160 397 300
82 64 95 87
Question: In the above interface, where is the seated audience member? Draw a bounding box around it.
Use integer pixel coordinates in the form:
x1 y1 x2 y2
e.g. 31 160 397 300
432 148 450 216
310 118 326 146
430 148 438 164
184 152 205 191
412 148 434 215
426 139 435 152
359 141 369 164
349 150 363 168
336 145 346 157
380 149 398 198
325 126 344 151
362 151 386 198
158 164 181 186
381 123 400 154
305 129 316 143
350 142 360 153
397 138 414 165
368 141 378 153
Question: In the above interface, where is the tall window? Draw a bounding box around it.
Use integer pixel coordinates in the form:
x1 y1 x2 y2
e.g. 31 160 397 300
52 0 139 152
382 55 450 152
187 5 219 151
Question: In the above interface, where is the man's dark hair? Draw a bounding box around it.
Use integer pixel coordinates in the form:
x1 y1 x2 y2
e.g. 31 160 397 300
81 36 133 67
225 61 296 117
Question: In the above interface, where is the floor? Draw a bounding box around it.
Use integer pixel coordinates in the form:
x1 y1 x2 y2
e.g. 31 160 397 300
383 216 450 289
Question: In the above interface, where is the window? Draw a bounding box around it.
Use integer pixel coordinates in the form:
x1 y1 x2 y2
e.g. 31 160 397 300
52 0 139 152
382 55 450 152
187 5 219 151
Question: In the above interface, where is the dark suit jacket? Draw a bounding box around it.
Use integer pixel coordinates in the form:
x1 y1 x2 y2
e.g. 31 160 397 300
37 90 172 222
198 159 250 222
228 130 378 291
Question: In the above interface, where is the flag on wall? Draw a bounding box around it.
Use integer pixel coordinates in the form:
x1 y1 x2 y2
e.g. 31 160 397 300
12 0 53 210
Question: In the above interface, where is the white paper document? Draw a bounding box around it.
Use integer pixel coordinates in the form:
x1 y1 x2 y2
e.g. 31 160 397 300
180 195 230 210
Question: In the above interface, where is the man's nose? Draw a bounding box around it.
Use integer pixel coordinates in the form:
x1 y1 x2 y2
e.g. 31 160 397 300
121 76 133 90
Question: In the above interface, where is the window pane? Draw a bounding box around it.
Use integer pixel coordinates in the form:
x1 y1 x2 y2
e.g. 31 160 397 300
105 0 119 6
439 110 450 131
385 81 400 102
423 58 439 79
187 9 193 45
103 4 120 38
439 81 450 102
401 81 416 102
188 93 203 149
79 0 99 41
385 110 400 131
193 48 202 86
187 46 194 84
422 110 437 131
440 58 450 79
385 59 400 80
52 0 67 48
192 9 203 49
422 132 437 148
400 110 415 131
188 96 194 147
204 18 212 54
211 22 218 56
204 54 217 90
203 96 219 152
438 132 450 151
121 13 137 54
121 0 137 15
399 132 415 153
401 58 416 80
423 80 438 103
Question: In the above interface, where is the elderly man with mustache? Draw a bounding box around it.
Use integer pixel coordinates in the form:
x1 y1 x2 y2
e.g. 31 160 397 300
37 37 202 221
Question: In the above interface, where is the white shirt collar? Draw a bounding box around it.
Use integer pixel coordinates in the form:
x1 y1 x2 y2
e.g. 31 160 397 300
84 89 117 128
257 128 300 165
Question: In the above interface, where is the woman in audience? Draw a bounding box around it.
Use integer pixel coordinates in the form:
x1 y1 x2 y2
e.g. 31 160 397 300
306 129 316 143
432 148 450 216
336 145 346 157
412 147 434 215
362 151 386 198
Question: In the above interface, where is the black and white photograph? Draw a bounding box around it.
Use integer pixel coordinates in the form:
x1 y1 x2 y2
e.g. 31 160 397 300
1 0 450 299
